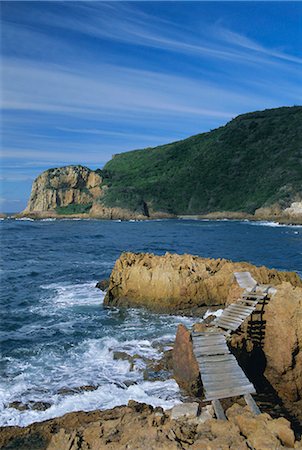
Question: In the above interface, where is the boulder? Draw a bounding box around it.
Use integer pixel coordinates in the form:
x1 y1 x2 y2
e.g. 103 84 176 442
170 402 200 420
172 324 203 396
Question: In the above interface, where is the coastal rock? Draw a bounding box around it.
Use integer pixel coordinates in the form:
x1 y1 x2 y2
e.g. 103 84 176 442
104 252 302 312
95 279 109 291
1 401 300 450
172 324 203 396
229 282 302 422
170 402 200 420
254 200 302 224
19 165 154 220
22 165 103 215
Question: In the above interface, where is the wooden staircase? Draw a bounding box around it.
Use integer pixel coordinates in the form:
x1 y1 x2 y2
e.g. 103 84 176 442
191 272 273 419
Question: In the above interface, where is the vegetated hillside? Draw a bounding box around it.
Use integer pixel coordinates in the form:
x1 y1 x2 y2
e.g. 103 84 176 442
101 106 302 215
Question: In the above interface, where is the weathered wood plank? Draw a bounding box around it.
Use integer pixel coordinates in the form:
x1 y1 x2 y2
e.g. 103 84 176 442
212 400 226 420
199 364 243 372
193 338 226 345
202 371 248 381
199 363 244 371
198 355 235 362
192 332 224 337
216 320 241 330
198 364 239 371
204 379 254 390
205 385 256 401
244 394 261 415
194 344 229 352
193 338 228 345
203 371 251 382
216 318 242 327
218 316 248 325
216 324 238 331
196 350 230 356
220 311 250 320
223 305 254 313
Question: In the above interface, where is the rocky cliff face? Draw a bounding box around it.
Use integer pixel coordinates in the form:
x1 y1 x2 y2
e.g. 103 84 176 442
22 166 103 215
104 252 302 313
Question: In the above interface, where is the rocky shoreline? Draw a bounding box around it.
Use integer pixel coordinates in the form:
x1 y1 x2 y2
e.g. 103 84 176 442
1 399 301 450
3 211 302 225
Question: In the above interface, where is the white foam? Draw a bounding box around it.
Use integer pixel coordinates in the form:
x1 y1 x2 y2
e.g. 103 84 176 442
243 220 302 229
203 309 223 319
0 334 182 427
0 378 181 427
40 281 104 307
1 281 199 428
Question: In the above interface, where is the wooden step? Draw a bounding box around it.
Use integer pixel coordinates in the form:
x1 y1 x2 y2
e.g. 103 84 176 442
205 385 256 401
225 305 254 313
202 372 248 381
193 345 230 356
220 311 250 321
197 354 235 363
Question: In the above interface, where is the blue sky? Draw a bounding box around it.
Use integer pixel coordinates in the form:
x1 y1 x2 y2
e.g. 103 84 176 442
1 1 301 212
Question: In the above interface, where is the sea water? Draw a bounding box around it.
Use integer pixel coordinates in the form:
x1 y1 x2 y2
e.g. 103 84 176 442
0 218 301 427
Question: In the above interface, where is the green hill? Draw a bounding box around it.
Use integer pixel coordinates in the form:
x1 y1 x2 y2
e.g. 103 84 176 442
101 106 302 215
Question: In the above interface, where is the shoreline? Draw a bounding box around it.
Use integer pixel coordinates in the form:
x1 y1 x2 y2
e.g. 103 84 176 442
1 212 302 226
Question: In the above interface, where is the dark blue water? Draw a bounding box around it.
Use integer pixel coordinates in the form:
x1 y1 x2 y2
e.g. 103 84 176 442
1 218 301 426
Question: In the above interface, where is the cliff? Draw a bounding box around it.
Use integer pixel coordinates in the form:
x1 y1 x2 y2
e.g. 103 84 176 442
21 106 302 222
22 166 103 216
104 252 302 313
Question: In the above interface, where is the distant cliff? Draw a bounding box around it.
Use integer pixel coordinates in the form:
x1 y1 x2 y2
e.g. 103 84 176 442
21 106 302 222
21 165 156 219
23 166 102 215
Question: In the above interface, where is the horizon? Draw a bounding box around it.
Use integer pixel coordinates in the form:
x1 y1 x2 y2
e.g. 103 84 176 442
1 1 302 211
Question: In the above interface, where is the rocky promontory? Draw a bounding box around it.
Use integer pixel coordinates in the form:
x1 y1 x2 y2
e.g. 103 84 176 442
104 252 302 313
19 165 159 220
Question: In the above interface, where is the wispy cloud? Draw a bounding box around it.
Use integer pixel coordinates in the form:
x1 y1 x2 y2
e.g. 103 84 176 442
216 26 302 65
1 1 301 210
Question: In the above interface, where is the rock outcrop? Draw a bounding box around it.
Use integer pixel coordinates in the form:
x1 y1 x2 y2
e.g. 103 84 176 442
22 166 103 215
0 401 300 450
254 200 302 224
104 252 302 313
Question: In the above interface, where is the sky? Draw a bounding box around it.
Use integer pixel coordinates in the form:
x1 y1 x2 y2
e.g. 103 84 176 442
1 1 301 212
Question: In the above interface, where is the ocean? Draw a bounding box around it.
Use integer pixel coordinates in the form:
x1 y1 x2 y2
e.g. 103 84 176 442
0 218 301 427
